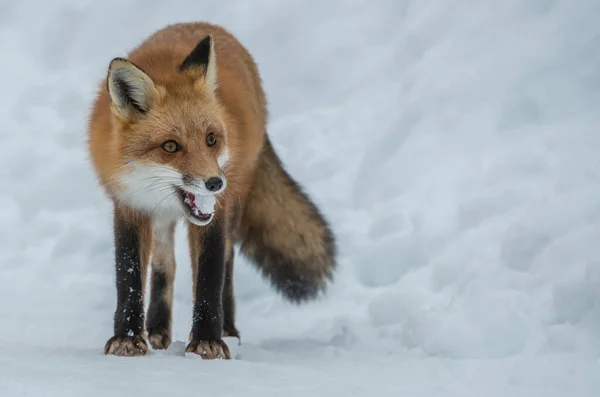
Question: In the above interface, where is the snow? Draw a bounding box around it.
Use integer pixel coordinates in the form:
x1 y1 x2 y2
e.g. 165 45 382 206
194 193 216 215
1 0 600 395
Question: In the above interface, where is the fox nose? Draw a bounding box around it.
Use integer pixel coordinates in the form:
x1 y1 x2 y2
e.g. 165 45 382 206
205 177 223 192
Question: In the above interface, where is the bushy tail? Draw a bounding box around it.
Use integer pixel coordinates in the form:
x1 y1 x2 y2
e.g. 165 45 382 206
237 137 336 303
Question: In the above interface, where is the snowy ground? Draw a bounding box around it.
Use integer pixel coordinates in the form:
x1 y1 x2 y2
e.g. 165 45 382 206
1 0 600 395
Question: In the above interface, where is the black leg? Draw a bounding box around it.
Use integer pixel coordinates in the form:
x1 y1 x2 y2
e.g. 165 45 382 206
146 270 172 349
222 247 240 341
186 220 231 359
104 210 148 356
191 221 225 340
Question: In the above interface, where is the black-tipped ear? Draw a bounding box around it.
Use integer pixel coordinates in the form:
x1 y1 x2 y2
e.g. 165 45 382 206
179 36 212 70
179 35 217 91
180 35 212 70
107 58 157 118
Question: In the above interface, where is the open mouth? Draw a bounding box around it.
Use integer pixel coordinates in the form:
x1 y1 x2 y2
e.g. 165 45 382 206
176 188 215 225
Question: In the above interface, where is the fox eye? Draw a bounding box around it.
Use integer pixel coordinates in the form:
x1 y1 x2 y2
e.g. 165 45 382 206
161 140 181 153
206 132 217 147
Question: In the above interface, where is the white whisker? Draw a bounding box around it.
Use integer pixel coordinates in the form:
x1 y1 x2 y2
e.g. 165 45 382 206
114 162 184 220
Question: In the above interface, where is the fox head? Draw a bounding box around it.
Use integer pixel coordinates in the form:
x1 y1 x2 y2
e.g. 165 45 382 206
106 36 229 226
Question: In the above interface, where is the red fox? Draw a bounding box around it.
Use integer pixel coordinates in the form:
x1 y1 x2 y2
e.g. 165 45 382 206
87 22 336 359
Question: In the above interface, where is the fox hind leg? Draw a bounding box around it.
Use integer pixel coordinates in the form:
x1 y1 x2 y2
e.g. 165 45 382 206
146 220 176 350
222 244 240 341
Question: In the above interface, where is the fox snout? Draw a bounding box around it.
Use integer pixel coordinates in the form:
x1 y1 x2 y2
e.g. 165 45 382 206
182 174 226 195
204 177 223 192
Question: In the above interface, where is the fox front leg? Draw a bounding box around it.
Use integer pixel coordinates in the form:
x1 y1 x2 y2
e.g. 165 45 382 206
104 209 150 356
187 220 231 359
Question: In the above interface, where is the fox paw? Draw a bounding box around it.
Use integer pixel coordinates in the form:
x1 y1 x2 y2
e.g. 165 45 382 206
104 335 148 356
148 329 171 350
186 339 231 359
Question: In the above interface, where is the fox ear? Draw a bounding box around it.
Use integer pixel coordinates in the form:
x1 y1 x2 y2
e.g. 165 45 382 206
179 35 217 92
107 58 157 118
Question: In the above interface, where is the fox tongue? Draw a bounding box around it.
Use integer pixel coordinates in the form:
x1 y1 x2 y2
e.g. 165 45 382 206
184 192 202 215
185 192 196 207
183 191 216 216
